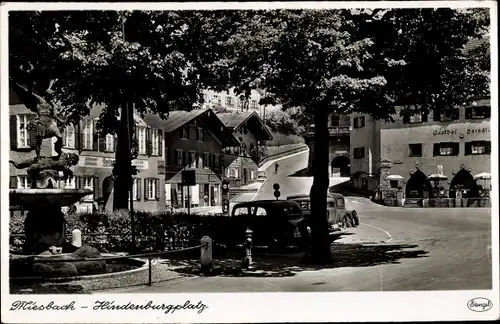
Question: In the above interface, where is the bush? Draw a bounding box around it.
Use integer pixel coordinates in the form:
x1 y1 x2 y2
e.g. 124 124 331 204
10 209 248 254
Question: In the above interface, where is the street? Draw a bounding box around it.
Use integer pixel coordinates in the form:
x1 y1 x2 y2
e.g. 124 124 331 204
113 150 492 292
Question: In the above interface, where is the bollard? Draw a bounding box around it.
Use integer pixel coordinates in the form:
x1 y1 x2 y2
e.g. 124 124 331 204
71 229 82 248
200 236 213 275
242 228 253 270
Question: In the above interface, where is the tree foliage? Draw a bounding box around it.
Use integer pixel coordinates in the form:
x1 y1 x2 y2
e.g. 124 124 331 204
265 110 305 136
223 8 490 262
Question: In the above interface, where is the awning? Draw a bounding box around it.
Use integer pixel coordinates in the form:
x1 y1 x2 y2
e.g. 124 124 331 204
387 175 404 180
473 172 491 180
429 174 448 180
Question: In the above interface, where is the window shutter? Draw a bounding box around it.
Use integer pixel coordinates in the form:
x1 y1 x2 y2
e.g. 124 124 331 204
465 108 472 120
433 144 440 156
452 142 460 156
79 121 85 150
92 120 98 151
114 135 118 152
74 121 81 150
464 142 472 156
99 133 106 152
219 154 224 171
158 130 163 157
75 176 81 189
144 178 149 200
10 176 17 189
155 178 160 200
485 141 491 154
433 109 441 122
165 147 170 166
146 128 152 156
93 176 100 199
402 112 410 124
195 152 199 168
136 179 141 201
182 150 186 166
133 126 138 141
10 115 18 149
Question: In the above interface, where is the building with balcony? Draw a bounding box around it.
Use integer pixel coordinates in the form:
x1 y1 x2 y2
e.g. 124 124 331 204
350 98 492 204
144 109 239 208
8 86 165 213
217 111 273 188
304 114 351 177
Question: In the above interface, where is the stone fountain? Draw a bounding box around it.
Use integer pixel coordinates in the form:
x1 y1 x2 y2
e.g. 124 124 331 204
9 151 91 254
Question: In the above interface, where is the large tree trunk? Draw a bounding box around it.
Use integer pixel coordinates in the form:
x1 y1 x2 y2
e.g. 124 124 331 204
308 107 332 264
113 103 133 211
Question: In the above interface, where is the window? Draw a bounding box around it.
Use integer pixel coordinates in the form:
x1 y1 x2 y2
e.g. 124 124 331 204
251 100 257 109
82 177 94 201
336 198 345 208
204 153 210 169
181 126 190 139
82 118 94 150
130 178 139 201
233 207 249 216
215 95 222 105
226 96 233 107
105 134 114 152
176 149 183 166
152 129 160 156
16 115 32 148
214 154 219 169
145 178 156 200
466 106 491 119
63 125 75 148
330 115 340 127
137 126 146 154
189 151 196 168
253 207 267 216
165 147 170 166
433 142 459 156
353 147 365 159
17 175 29 189
353 116 365 129
409 143 423 157
435 108 459 122
238 98 244 108
390 180 399 189
250 170 255 179
465 141 491 155
196 127 204 141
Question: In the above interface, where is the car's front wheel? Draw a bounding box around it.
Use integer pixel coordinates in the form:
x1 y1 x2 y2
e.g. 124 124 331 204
351 210 359 227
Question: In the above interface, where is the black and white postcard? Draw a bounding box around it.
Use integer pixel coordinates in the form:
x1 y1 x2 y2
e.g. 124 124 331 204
1 1 498 323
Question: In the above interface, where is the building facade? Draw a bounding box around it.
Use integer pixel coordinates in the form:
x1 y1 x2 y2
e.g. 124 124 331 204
350 99 491 201
217 111 273 188
144 109 239 208
304 114 351 177
9 86 166 213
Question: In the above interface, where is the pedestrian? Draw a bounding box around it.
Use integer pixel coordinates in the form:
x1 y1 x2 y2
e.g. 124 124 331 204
275 162 279 174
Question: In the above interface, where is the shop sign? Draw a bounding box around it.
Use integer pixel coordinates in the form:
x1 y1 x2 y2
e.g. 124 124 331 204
433 127 489 136
79 156 148 170
335 150 348 154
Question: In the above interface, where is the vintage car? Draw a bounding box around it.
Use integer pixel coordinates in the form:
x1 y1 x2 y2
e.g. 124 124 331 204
229 200 311 250
286 193 359 240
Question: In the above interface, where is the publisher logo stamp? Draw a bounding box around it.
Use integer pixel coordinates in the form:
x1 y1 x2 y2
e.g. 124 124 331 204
467 298 493 312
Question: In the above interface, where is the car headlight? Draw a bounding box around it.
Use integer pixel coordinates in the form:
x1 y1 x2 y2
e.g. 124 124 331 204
306 226 311 234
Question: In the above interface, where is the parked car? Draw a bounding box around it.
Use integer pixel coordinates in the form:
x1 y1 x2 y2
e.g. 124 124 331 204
228 200 311 251
287 193 359 240
257 170 267 182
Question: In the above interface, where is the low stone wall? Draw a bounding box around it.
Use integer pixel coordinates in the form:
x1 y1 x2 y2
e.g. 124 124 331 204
381 198 491 208
258 144 308 167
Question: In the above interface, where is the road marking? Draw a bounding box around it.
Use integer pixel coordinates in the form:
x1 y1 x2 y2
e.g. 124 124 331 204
360 223 393 243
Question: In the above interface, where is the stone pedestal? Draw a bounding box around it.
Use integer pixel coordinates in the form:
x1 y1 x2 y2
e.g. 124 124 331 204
24 205 66 254
379 159 392 198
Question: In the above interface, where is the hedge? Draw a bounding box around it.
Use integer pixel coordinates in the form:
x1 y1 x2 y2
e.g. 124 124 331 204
10 210 242 254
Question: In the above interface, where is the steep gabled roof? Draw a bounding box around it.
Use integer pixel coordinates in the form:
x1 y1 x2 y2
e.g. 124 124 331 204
144 109 240 147
216 111 273 141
